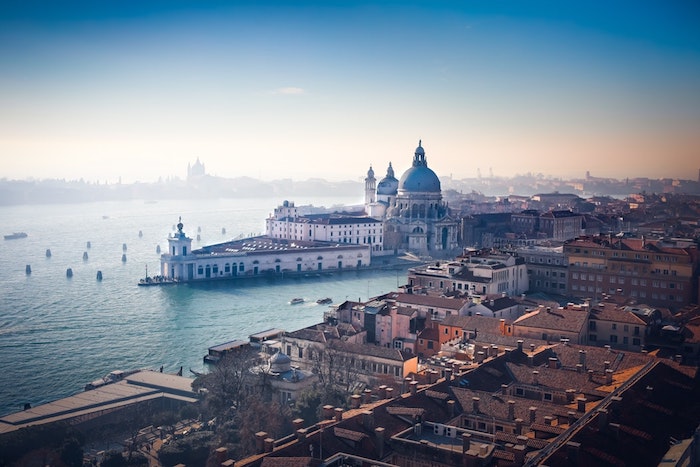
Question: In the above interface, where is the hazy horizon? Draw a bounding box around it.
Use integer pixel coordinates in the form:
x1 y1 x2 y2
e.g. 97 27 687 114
2 1 699 184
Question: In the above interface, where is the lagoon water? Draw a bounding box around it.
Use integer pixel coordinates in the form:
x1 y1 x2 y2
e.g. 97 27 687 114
0 197 408 416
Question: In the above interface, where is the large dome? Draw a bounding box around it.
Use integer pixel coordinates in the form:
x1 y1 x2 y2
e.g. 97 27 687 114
398 141 441 193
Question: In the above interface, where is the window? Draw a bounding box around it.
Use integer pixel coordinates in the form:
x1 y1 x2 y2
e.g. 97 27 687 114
610 335 618 343
516 388 525 396
543 393 553 401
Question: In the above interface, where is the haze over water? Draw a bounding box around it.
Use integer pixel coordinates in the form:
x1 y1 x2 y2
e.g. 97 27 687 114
0 197 407 416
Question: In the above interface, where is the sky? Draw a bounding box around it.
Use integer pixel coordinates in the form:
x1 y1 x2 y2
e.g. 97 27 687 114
1 1 699 183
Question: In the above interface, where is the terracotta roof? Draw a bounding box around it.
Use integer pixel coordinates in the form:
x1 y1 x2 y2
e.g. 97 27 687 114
441 314 509 335
514 306 588 333
379 292 469 310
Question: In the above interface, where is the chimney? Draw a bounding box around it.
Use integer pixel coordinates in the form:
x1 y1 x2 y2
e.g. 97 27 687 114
363 389 372 404
293 418 304 431
501 384 509 395
597 409 609 431
529 406 537 424
605 369 613 385
403 377 412 394
568 411 577 426
410 380 418 395
362 410 375 430
472 397 480 413
499 318 506 335
588 369 594 381
264 437 274 453
579 350 586 369
462 432 472 453
566 389 576 403
214 447 228 464
255 431 268 453
530 343 536 352
378 385 387 399
532 370 539 385
576 363 583 373
447 400 455 417
445 368 454 381
513 444 526 465
604 360 610 370
576 397 587 412
515 418 523 435
323 405 334 419
544 416 553 426
508 400 516 420
517 340 524 352
375 427 385 459
548 357 558 369
296 428 308 441
476 351 485 363
567 441 581 462
351 394 361 409
490 344 498 357
386 387 394 399
334 407 343 422
516 435 528 446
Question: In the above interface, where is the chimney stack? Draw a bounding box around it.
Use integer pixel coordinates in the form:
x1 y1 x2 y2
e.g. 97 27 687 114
386 387 394 399
447 399 455 417
529 406 537 424
588 369 594 381
566 389 576 403
604 360 610 370
362 410 375 430
323 405 334 419
264 437 274 453
476 351 485 363
579 350 586 369
508 400 516 420
334 407 343 422
472 397 480 414
351 394 361 409
548 357 558 369
293 418 304 430
532 370 539 385
501 383 509 395
462 432 472 453
605 369 613 385
517 340 524 352
378 385 387 399
255 431 268 453
445 368 454 380
515 418 523 435
375 427 385 459
576 397 587 412
296 428 308 441
410 380 418 395
363 389 372 404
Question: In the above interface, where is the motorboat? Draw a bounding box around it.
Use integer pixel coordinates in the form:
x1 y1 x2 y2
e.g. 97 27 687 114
316 297 333 305
4 232 27 240
290 298 304 305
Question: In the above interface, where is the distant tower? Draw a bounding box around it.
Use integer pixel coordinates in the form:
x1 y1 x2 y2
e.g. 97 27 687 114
698 168 700 183
586 170 591 180
365 165 376 207
187 158 206 179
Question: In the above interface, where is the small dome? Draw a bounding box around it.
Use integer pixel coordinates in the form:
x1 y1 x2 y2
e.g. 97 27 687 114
270 351 292 373
377 163 398 195
366 166 375 179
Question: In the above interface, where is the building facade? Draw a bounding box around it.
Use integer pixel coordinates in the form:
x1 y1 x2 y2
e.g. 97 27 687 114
160 219 371 281
565 235 699 309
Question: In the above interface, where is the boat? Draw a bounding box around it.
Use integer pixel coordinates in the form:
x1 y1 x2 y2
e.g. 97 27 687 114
316 297 333 305
4 232 27 240
290 298 304 305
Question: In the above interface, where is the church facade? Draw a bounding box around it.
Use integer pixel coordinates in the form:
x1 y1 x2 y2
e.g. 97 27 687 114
365 141 460 257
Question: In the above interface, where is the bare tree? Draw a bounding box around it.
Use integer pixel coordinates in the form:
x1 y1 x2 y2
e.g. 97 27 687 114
310 340 360 394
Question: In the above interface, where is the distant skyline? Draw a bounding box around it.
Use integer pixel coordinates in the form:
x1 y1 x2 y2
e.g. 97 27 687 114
1 1 699 183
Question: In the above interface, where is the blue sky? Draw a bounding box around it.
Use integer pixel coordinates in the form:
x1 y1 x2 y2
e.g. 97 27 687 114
1 1 699 183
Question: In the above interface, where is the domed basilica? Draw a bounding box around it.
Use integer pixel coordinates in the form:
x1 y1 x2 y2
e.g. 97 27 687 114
365 141 459 256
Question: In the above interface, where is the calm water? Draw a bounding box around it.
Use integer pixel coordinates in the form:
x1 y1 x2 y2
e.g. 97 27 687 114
0 197 407 416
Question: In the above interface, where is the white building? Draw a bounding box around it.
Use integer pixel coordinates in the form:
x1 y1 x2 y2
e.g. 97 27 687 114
159 218 371 281
265 200 386 256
